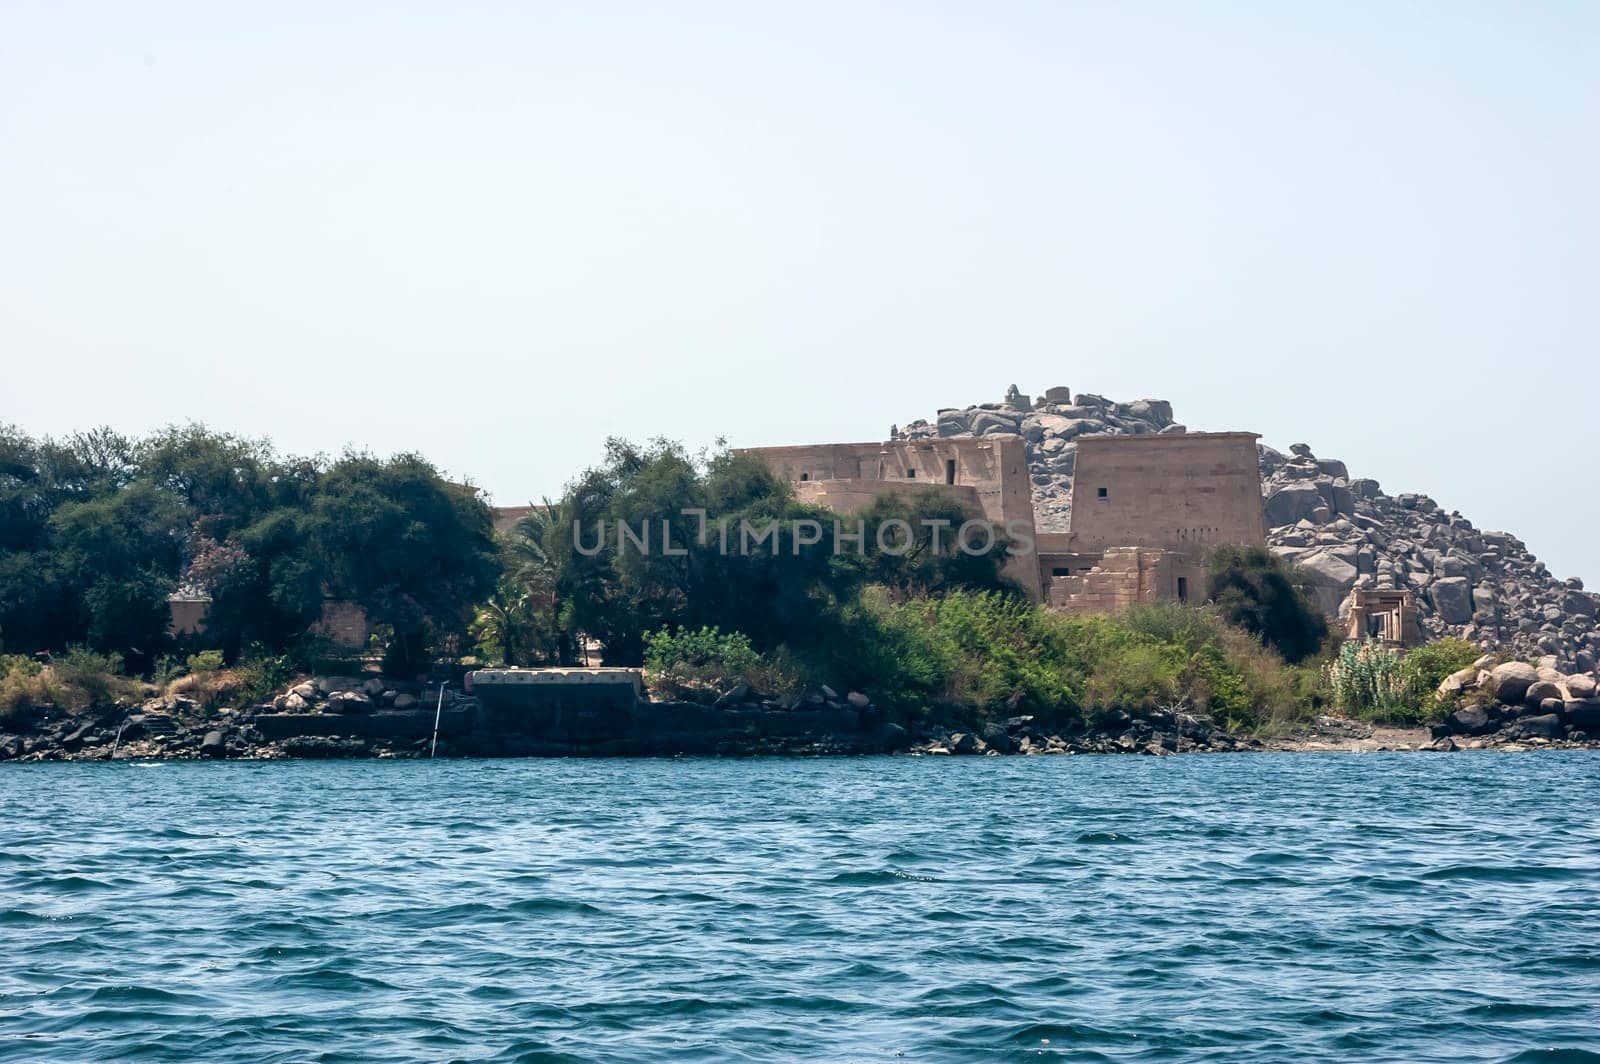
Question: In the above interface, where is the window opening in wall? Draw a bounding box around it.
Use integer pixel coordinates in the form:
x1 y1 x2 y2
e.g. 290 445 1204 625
1177 576 1188 603
906 469 916 478
1097 487 1108 499
945 459 957 484
800 472 809 481
1051 567 1071 578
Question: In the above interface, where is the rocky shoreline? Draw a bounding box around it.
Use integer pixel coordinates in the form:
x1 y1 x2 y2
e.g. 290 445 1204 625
3 675 1596 762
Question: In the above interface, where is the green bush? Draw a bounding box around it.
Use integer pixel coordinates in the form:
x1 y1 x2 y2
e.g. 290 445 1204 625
1082 640 1186 716
1119 603 1308 730
643 626 764 701
235 652 294 706
1207 545 1329 664
1 667 61 723
1397 638 1481 713
850 590 1086 722
1322 637 1482 723
185 649 225 674
0 654 42 681
1324 639 1407 720
150 654 186 688
52 647 134 710
808 594 1317 734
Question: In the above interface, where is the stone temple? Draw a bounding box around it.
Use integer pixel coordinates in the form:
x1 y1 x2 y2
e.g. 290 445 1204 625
738 424 1267 611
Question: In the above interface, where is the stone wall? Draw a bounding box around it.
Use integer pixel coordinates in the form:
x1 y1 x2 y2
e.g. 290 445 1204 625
1046 547 1190 613
311 599 371 650
792 480 982 517
166 595 211 636
893 391 1260 611
1067 433 1266 553
492 504 544 534
738 436 1042 597
738 436 1034 529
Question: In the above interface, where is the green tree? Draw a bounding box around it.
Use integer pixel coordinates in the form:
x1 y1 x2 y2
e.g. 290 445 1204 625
526 440 1023 667
306 452 499 675
471 581 536 666
50 482 188 662
853 488 1017 599
1206 544 1328 664
502 500 584 664
135 425 284 541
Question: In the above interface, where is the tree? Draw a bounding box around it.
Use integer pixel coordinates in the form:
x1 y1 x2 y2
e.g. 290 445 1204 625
305 452 499 675
50 482 188 663
135 425 283 541
513 440 1021 667
471 581 536 666
1206 544 1329 664
503 500 582 664
853 488 1017 599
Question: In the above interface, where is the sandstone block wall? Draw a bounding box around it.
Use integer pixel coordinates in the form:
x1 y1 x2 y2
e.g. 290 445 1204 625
1067 432 1266 553
166 596 211 636
312 599 371 650
1045 547 1206 615
739 436 1042 597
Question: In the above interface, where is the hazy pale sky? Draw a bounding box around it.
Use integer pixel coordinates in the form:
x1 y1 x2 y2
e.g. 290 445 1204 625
4 3 1596 578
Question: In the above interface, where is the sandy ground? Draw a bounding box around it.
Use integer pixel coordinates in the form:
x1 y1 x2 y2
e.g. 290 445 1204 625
1261 719 1433 753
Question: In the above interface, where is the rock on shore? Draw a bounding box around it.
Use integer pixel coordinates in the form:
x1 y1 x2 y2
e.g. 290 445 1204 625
1425 653 1600 748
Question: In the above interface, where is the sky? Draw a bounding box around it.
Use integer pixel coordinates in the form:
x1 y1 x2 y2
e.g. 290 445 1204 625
3 2 1596 578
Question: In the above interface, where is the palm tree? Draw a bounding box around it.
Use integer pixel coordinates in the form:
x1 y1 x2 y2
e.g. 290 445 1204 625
506 499 580 664
472 582 532 666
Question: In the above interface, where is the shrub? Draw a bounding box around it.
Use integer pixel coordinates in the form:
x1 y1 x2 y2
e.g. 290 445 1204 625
1207 545 1329 664
166 669 243 710
870 591 1088 721
1 662 62 723
1397 638 1481 712
643 626 763 701
0 654 42 681
150 654 186 688
1118 603 1307 730
185 650 225 674
52 647 134 710
1081 641 1186 716
235 652 294 706
1325 639 1407 720
796 594 1323 733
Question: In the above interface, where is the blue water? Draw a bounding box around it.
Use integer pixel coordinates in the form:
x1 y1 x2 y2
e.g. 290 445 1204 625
2 754 1598 1063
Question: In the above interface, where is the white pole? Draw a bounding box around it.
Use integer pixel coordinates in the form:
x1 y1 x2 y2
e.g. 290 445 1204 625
430 683 447 758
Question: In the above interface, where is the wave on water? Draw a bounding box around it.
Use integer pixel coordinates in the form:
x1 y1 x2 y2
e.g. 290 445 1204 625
2 752 1598 1062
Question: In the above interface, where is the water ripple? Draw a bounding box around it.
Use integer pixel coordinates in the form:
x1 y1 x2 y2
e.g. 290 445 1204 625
1 752 1598 1061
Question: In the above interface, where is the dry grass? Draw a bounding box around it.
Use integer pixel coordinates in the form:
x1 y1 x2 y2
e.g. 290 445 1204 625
0 666 63 723
164 668 246 710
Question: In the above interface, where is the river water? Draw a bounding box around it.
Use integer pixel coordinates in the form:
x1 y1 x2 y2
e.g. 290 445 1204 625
2 753 1597 1062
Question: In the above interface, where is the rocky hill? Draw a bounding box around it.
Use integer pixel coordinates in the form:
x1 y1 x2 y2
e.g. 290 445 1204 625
896 385 1600 673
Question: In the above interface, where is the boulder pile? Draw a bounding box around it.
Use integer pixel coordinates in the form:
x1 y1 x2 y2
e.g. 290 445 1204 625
897 384 1185 532
270 675 431 714
1257 442 1600 672
897 385 1600 673
1429 656 1600 746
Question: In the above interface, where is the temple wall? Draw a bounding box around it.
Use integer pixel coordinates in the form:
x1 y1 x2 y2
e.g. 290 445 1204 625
1067 432 1266 553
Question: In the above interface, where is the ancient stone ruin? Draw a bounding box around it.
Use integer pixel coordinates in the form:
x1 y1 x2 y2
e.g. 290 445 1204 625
741 414 1265 612
894 386 1600 673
